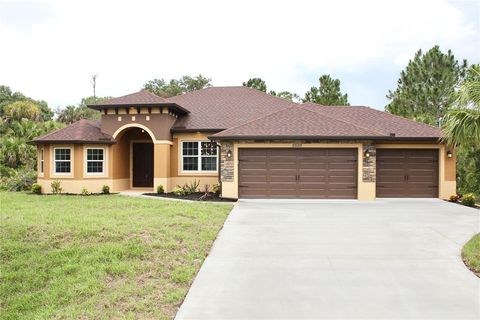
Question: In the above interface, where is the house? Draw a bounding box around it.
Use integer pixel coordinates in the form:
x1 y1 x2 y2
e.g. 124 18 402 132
32 86 456 200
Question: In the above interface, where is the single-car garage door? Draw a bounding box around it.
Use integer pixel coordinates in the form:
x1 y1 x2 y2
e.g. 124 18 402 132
376 149 439 198
238 148 357 199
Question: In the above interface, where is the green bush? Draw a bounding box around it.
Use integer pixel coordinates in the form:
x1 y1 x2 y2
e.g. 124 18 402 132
156 184 164 194
183 180 200 194
462 193 476 207
102 184 110 194
0 168 37 191
80 187 89 196
173 186 186 196
31 183 41 194
51 180 63 194
212 183 221 195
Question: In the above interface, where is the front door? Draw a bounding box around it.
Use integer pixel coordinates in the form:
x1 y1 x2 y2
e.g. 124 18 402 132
132 143 153 187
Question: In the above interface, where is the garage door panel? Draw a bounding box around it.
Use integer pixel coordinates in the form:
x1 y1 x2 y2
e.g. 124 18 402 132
376 149 438 198
239 148 357 199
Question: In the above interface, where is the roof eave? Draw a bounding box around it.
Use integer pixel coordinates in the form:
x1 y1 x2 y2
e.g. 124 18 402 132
171 127 225 133
29 139 116 145
87 103 190 115
210 135 441 141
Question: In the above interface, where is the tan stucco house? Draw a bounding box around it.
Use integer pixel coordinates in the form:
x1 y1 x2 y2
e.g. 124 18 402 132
32 87 456 200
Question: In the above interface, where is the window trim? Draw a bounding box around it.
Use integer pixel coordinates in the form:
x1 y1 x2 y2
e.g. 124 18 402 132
85 147 106 176
181 141 218 173
39 148 44 176
53 147 73 175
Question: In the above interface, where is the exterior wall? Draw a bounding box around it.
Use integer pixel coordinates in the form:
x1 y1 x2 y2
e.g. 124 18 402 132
101 113 177 141
220 140 455 200
36 143 114 194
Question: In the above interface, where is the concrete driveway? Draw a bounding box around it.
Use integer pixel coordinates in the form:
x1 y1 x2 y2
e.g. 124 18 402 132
176 199 480 320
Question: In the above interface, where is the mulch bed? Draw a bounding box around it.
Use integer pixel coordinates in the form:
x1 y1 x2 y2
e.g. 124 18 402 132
144 192 236 202
445 200 480 210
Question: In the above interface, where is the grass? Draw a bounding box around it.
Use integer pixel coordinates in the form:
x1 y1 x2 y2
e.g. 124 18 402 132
462 233 480 277
0 192 232 319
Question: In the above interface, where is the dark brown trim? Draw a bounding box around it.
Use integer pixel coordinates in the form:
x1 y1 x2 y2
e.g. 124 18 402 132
171 128 225 133
88 103 190 115
29 140 116 145
210 135 441 141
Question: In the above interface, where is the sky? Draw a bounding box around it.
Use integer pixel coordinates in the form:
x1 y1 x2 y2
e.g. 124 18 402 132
0 0 479 111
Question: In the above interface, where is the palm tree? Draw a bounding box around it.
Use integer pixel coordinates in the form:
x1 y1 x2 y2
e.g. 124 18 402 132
442 66 480 146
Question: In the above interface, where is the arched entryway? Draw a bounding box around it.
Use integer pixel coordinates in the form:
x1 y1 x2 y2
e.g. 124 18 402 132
112 125 155 189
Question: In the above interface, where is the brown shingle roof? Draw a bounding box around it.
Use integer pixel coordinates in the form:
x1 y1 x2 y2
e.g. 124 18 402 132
302 103 441 139
168 86 297 131
32 119 115 144
212 102 441 140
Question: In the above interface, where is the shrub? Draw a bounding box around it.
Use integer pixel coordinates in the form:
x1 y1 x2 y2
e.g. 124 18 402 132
212 183 221 195
31 183 41 194
449 194 461 202
183 180 200 194
102 184 110 194
156 184 164 194
80 187 89 196
462 193 476 207
173 186 185 196
51 180 63 194
0 168 36 191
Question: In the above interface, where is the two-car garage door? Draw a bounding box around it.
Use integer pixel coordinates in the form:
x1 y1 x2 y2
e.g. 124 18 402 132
238 148 439 199
238 148 357 199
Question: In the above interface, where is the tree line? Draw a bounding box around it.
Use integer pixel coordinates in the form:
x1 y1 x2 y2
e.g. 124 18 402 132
1 45 479 194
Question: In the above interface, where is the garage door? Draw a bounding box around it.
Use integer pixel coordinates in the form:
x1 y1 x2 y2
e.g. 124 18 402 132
376 149 439 198
238 148 357 199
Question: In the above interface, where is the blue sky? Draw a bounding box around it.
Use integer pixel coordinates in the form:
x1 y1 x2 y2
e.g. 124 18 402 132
0 0 478 110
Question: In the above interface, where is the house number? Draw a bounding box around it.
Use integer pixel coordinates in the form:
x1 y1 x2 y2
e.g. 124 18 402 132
292 142 302 147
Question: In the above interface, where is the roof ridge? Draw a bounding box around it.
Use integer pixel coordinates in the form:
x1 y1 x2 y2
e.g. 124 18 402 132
300 104 386 136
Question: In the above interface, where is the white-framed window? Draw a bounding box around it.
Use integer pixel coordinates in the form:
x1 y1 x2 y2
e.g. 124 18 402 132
54 148 72 174
86 148 105 174
39 148 44 175
182 141 218 172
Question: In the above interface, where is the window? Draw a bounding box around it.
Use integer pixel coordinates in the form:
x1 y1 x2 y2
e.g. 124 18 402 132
39 149 44 174
54 148 71 174
86 148 105 174
182 141 218 172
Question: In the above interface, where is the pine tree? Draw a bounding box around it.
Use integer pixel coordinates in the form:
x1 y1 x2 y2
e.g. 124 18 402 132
303 75 349 105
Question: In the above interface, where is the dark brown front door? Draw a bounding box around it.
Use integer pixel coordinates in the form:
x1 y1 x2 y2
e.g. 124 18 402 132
132 143 153 188
376 149 439 198
238 148 357 199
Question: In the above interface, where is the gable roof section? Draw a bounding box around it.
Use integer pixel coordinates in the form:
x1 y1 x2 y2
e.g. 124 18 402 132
212 103 441 140
88 90 190 114
168 86 297 131
302 103 441 139
32 119 115 144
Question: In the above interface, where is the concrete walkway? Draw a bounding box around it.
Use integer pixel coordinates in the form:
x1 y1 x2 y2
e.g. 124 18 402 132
176 199 480 320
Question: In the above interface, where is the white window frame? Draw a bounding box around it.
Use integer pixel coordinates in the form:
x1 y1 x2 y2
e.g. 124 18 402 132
85 147 106 176
53 147 72 175
39 148 44 176
181 141 218 173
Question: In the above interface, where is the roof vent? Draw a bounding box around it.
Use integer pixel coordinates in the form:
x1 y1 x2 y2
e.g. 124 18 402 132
389 132 396 137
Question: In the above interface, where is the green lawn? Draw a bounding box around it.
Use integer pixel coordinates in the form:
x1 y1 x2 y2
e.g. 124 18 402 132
462 233 480 277
0 192 232 319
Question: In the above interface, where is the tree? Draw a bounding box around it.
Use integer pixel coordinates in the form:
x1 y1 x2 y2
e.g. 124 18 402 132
386 46 467 126
303 75 349 105
243 78 267 92
0 85 53 121
442 65 480 194
3 101 41 122
143 74 212 98
56 96 111 124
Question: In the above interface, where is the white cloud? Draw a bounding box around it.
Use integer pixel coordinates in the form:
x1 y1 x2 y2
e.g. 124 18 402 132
0 0 478 109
